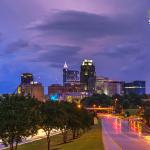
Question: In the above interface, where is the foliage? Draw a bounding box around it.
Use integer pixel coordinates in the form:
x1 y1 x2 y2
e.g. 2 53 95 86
82 93 112 107
82 93 146 110
143 101 150 126
39 101 68 150
0 94 94 150
0 94 40 150
39 101 93 150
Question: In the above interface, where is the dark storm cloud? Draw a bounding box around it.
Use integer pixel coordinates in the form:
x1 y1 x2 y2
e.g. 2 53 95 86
5 39 29 53
29 10 143 40
99 44 141 58
4 39 45 55
33 45 82 68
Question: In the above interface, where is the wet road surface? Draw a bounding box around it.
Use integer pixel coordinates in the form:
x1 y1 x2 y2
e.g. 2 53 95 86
101 114 150 150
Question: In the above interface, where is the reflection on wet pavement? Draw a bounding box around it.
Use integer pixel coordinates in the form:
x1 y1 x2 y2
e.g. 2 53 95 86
101 114 150 150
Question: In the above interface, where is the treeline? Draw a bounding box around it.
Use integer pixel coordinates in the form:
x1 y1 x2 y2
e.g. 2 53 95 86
0 95 93 150
82 93 148 109
82 93 150 126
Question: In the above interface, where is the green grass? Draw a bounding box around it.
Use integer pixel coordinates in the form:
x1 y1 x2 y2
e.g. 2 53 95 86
7 122 104 150
61 124 104 150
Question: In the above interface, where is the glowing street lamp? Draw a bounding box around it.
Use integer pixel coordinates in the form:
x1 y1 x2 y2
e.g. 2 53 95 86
77 104 81 109
93 104 96 108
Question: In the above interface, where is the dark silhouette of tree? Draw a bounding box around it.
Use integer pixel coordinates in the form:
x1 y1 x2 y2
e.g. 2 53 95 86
0 94 40 150
143 101 150 126
39 101 68 150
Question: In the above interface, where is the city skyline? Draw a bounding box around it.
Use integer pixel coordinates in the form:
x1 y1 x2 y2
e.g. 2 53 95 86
0 59 149 94
0 0 150 93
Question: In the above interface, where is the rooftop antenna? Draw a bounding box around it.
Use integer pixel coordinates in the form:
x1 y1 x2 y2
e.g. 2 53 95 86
64 61 68 69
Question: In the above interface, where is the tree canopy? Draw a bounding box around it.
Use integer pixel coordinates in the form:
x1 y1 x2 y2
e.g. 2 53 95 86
0 94 40 150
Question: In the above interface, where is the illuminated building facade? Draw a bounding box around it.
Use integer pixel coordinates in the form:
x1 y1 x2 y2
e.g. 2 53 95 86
124 81 146 95
48 82 85 102
63 62 79 85
18 82 45 102
21 73 33 84
18 73 45 102
95 76 124 96
48 84 64 101
30 83 45 102
64 92 84 103
80 59 96 91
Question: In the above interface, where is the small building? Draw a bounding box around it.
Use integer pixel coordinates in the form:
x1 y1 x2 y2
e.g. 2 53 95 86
48 84 64 101
124 81 146 95
95 76 124 96
18 82 45 102
48 82 86 102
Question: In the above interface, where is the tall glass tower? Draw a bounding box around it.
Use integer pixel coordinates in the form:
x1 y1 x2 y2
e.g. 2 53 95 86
80 59 96 92
63 62 79 85
63 62 68 85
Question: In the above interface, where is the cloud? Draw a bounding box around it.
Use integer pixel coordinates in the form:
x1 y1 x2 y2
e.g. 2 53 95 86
30 44 82 68
99 43 142 58
5 39 30 53
28 10 142 40
4 39 46 55
0 32 3 41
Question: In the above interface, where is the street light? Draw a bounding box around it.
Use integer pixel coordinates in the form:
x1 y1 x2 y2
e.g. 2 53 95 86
77 104 81 109
93 104 96 108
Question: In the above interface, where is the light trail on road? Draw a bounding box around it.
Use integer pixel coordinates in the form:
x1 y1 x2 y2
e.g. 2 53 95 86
100 114 150 150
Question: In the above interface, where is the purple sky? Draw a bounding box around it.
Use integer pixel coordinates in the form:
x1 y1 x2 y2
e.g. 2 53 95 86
0 0 150 93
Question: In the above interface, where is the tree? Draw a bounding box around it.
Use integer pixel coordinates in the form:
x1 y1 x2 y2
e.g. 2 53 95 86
56 102 69 143
79 108 93 131
0 94 40 150
143 101 150 126
125 93 142 108
122 100 130 109
39 101 68 150
60 102 93 140
63 102 81 140
82 93 112 107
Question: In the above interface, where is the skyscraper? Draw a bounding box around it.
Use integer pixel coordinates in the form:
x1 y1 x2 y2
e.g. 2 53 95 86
21 73 33 84
63 62 79 85
63 62 68 85
80 59 96 91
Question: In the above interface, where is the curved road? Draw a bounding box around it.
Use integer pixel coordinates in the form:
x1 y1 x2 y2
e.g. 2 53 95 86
101 114 150 150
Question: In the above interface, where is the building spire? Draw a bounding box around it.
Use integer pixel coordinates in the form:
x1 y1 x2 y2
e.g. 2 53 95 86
64 62 68 69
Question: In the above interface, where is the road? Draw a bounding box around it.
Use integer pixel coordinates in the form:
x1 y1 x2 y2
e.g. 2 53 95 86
0 129 61 149
101 114 150 150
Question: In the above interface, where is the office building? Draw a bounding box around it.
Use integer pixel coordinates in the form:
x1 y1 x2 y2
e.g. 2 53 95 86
48 84 64 101
21 73 33 84
30 82 45 102
18 73 45 102
18 82 45 102
48 82 86 102
80 59 96 91
95 76 124 96
124 81 146 95
63 62 79 85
